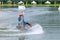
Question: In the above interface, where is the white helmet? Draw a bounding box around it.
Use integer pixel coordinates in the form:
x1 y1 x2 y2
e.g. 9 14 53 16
18 6 26 11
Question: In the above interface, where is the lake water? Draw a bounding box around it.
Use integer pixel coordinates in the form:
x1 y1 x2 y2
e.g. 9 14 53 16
0 6 60 40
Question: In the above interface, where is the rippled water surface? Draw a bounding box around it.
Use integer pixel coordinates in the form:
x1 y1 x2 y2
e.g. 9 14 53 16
0 6 60 40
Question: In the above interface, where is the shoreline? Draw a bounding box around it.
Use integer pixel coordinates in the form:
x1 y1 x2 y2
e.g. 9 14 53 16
0 4 60 7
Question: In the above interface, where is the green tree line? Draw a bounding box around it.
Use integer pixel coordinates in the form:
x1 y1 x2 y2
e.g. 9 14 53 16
0 0 60 4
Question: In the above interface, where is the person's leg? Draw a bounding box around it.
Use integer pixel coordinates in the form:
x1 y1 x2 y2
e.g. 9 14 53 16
25 22 32 28
23 20 32 27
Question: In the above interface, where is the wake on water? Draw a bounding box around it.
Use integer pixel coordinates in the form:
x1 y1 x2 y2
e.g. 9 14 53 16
0 24 44 36
14 24 44 35
25 24 44 34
